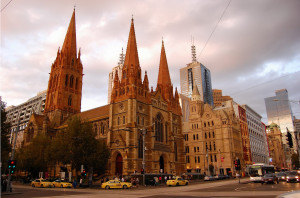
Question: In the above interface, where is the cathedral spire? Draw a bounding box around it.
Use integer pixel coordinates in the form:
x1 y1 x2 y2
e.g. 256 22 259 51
61 9 77 58
192 83 201 101
123 17 140 70
157 39 172 88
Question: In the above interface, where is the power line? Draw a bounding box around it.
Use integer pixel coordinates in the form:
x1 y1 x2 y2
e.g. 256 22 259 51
1 0 13 12
199 0 232 58
229 70 300 96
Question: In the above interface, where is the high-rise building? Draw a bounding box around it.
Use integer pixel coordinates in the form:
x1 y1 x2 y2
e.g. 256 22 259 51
213 89 232 107
243 105 269 164
108 49 125 103
264 89 298 168
5 90 46 148
180 44 213 106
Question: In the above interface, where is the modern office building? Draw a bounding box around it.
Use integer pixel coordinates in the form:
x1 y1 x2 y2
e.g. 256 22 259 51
5 90 47 148
243 105 269 164
108 49 125 103
264 89 298 159
180 44 213 106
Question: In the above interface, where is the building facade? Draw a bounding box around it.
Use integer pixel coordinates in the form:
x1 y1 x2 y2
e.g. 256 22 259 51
233 102 252 165
23 10 185 177
243 105 269 164
266 123 286 170
183 87 244 176
179 45 213 106
212 89 232 107
5 90 46 148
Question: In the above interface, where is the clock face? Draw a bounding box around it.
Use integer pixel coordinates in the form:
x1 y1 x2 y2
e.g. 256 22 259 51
206 113 211 119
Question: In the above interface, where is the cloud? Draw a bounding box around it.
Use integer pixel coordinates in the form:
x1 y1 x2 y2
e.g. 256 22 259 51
1 0 300 121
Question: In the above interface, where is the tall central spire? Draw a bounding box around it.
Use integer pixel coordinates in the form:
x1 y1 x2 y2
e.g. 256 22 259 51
61 9 77 58
124 18 140 69
157 40 171 87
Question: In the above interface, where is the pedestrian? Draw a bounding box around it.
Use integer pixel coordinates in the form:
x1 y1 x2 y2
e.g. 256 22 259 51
136 177 139 187
73 179 77 188
79 178 83 187
164 176 167 183
121 177 125 182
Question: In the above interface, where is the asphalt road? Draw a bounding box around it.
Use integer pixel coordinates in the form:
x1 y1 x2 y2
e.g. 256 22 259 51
1 179 300 198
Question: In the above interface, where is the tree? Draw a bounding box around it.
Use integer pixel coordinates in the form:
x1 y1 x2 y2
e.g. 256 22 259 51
16 133 51 178
51 116 110 178
1 99 12 174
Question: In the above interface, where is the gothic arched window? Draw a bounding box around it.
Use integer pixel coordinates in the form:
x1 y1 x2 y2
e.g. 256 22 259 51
155 114 163 142
138 135 143 158
65 74 69 87
174 142 178 161
165 123 168 143
70 75 74 88
68 95 72 106
75 78 79 90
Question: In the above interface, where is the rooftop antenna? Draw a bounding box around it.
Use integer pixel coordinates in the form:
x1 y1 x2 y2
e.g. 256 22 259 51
191 36 197 63
118 48 125 65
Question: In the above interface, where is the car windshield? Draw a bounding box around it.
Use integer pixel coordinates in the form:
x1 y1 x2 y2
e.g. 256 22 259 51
41 180 48 182
288 172 297 175
264 174 273 177
276 172 285 176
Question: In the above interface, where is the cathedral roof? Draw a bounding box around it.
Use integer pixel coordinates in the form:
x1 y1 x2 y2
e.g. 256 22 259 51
157 40 172 87
124 18 140 70
61 9 77 57
78 105 110 121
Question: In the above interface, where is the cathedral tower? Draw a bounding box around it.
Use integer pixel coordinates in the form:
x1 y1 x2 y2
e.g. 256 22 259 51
44 9 83 126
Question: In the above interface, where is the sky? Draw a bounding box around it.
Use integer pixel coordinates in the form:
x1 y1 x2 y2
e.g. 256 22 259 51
1 0 300 123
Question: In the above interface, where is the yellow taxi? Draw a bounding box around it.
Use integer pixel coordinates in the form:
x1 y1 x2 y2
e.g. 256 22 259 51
101 180 132 189
52 179 73 188
31 179 53 188
166 177 189 186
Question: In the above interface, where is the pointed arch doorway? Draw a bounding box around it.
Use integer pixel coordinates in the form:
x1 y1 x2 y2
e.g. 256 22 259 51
115 153 123 176
159 156 164 173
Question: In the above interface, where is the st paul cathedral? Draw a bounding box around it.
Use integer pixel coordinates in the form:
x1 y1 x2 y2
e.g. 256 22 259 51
23 9 185 176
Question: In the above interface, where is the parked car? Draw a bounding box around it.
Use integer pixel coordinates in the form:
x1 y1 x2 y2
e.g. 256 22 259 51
101 180 132 189
261 173 279 184
286 171 300 183
31 179 53 188
166 177 188 186
52 179 72 188
276 172 287 181
204 176 215 181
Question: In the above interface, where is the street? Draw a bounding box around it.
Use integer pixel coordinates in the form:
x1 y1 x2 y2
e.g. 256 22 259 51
2 178 300 198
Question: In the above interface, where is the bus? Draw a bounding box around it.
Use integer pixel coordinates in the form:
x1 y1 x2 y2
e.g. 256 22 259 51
248 164 275 182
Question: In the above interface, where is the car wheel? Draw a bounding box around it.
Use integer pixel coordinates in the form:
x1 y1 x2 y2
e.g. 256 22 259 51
123 185 128 189
176 182 179 186
105 185 110 189
185 182 188 185
41 184 44 188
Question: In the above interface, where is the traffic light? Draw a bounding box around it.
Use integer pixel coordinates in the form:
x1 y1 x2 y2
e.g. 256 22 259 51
234 160 238 170
234 159 241 171
286 131 293 148
8 160 17 174
141 168 144 174
81 170 87 177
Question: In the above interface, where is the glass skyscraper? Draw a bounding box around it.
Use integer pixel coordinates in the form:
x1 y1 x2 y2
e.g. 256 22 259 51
180 62 213 106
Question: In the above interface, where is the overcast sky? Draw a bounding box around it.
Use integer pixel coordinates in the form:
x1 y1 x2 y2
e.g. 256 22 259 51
1 0 300 123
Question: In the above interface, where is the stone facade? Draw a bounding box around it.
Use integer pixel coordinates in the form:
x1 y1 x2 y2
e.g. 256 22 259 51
183 87 244 176
266 123 286 170
212 89 232 107
23 10 185 177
